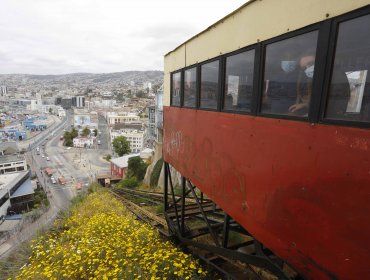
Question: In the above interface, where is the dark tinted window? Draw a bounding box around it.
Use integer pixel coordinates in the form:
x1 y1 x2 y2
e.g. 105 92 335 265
325 14 370 122
171 72 181 106
261 31 319 117
184 67 197 108
223 50 255 112
200 60 219 109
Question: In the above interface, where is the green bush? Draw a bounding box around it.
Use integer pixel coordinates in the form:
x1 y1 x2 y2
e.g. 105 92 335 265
118 177 139 189
103 154 112 162
150 159 163 187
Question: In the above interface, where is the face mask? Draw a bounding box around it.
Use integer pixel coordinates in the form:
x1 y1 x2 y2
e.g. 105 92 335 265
281 61 297 73
304 65 314 78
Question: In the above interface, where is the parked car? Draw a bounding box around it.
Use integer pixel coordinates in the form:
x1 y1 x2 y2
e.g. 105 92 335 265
41 154 45 158
46 156 50 161
50 176 57 184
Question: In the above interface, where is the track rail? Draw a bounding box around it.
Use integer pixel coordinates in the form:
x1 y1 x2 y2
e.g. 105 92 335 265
109 189 169 236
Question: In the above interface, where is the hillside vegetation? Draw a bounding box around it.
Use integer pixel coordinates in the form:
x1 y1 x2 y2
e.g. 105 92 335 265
15 189 208 279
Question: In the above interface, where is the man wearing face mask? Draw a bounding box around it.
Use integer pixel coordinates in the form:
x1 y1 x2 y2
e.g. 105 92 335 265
288 54 315 115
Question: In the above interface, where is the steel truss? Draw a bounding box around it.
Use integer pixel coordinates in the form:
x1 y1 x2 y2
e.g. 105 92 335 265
164 162 297 280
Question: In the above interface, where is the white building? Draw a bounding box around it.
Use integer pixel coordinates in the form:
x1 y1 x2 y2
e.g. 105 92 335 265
0 142 27 175
0 86 7 97
144 82 152 91
73 136 95 148
106 112 140 126
58 108 66 117
111 129 145 153
76 96 85 108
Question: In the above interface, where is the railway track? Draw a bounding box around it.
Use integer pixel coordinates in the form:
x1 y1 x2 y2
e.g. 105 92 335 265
109 189 169 236
110 188 280 280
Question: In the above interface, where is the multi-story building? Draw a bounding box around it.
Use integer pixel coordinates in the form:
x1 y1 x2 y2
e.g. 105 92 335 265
76 96 85 108
106 112 140 126
58 108 66 117
147 105 156 140
0 171 34 218
0 86 8 97
55 97 62 105
110 126 145 154
73 136 95 148
61 98 72 109
0 154 27 175
155 85 163 143
0 141 27 174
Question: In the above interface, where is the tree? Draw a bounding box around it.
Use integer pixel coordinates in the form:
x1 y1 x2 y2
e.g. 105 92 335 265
63 128 78 147
93 129 98 137
70 127 78 138
127 156 148 181
64 138 73 147
112 136 130 156
82 127 90 137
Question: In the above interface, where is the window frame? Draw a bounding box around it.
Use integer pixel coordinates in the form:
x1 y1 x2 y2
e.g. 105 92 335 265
221 45 258 115
198 57 222 112
182 64 198 109
170 70 182 107
257 23 322 123
319 6 370 129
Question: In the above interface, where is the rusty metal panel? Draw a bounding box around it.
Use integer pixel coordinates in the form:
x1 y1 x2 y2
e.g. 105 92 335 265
163 106 370 280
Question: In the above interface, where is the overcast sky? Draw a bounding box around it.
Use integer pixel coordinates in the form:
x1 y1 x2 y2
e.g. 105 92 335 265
0 0 247 75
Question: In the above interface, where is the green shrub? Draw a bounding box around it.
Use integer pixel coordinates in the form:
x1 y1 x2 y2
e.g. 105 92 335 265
118 177 139 189
150 158 163 187
103 154 112 162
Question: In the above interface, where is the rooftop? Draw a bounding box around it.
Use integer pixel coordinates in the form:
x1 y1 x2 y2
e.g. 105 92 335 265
0 171 28 197
0 154 25 164
0 141 18 155
111 153 140 169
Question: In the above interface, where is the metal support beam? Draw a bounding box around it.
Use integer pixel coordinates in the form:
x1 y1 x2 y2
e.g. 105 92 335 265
222 214 230 248
186 180 221 247
181 176 186 236
165 163 181 233
178 237 291 280
164 161 168 211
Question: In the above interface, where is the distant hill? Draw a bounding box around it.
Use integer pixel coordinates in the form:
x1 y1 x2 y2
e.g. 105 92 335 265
0 71 163 88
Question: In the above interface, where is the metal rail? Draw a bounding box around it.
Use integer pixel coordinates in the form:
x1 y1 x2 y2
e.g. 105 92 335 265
109 190 169 236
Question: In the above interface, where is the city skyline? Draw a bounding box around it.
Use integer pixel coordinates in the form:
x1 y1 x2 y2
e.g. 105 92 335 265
0 0 248 75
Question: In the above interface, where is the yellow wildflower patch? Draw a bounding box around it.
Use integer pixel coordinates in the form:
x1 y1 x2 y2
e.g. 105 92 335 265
16 190 208 279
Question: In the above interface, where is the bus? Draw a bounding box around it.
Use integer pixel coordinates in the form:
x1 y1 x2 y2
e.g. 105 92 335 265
163 1 370 279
